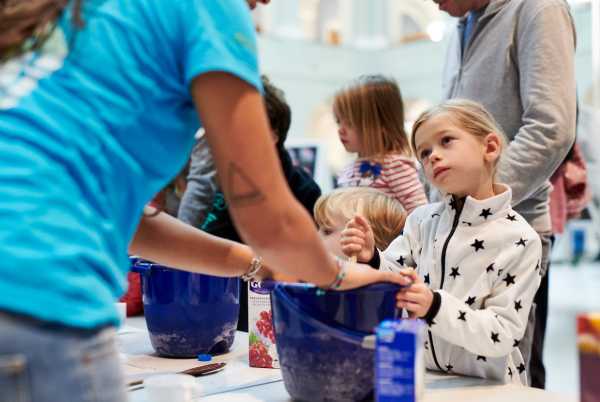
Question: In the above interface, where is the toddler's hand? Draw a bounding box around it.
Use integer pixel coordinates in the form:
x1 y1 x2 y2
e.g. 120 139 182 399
340 215 375 263
396 268 433 319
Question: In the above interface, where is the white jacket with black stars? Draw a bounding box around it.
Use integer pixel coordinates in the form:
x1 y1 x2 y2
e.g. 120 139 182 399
378 185 542 384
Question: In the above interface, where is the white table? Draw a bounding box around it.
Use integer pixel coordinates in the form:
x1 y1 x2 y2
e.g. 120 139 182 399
119 317 576 402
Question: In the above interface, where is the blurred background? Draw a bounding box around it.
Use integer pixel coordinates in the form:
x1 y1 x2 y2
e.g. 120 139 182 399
251 0 600 397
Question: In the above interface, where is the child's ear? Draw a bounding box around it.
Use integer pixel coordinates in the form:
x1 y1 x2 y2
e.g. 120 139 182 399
483 132 501 163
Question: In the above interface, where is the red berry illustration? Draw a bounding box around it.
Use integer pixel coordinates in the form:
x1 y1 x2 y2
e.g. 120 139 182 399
249 340 272 368
255 310 276 343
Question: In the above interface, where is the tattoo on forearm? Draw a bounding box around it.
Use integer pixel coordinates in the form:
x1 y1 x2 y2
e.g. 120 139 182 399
227 162 266 207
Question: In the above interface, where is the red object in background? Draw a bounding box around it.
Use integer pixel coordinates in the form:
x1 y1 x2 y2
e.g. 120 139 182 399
578 314 600 402
120 272 143 316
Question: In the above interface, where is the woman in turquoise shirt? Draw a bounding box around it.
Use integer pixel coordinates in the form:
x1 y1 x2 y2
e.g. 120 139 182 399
0 1 404 401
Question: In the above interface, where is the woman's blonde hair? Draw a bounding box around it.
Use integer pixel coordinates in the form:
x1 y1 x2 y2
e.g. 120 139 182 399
314 187 407 251
410 99 507 167
333 75 411 159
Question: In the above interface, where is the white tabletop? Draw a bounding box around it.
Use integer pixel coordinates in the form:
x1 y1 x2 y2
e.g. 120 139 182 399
119 317 576 402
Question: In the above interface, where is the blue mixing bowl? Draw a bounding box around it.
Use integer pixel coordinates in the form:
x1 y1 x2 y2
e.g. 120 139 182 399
132 262 239 357
276 282 402 334
271 285 375 402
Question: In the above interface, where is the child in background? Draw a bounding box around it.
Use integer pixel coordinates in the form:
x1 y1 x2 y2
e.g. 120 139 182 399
334 75 428 214
344 99 542 384
314 187 407 259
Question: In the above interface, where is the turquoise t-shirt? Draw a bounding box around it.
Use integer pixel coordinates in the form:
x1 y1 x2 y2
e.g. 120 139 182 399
0 0 261 328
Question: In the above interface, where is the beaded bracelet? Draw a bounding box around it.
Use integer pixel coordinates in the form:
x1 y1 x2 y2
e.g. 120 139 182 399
316 257 348 295
241 256 263 282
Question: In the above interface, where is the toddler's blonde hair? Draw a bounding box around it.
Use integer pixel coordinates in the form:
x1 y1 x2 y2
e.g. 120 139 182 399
314 187 407 251
411 99 507 169
333 75 411 159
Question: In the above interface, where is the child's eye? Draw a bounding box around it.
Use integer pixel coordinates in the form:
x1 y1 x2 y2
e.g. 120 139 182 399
441 136 454 145
321 228 333 236
419 149 431 160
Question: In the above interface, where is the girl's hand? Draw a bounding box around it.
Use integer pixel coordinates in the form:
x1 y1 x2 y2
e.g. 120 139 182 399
340 215 375 263
396 268 433 318
337 262 412 291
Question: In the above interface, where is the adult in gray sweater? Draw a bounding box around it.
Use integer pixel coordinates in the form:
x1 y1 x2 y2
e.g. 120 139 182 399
434 0 577 389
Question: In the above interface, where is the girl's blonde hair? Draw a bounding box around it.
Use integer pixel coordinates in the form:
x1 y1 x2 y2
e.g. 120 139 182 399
410 99 507 167
314 187 407 251
333 75 411 159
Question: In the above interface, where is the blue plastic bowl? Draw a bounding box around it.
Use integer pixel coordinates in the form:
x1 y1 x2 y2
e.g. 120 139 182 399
276 282 402 334
132 262 239 357
271 285 375 402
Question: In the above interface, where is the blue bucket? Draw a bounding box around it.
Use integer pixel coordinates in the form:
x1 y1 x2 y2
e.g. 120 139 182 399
132 262 239 357
271 286 372 401
277 282 402 334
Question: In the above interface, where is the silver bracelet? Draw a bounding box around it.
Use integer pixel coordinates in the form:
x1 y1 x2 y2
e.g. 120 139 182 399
241 256 263 282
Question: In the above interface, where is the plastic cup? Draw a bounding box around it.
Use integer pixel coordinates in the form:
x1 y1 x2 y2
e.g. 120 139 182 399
145 374 200 402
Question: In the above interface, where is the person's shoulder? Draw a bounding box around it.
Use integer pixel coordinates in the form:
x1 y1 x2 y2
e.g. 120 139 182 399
511 0 571 18
285 160 322 204
494 208 541 246
381 154 418 170
406 201 440 224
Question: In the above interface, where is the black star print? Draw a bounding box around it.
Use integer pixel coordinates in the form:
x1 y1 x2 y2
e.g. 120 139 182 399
470 239 485 252
508 367 513 378
503 273 516 287
513 339 520 348
476 355 487 362
516 238 527 247
465 296 476 306
458 310 467 321
486 263 495 273
491 332 500 344
535 261 540 271
514 300 523 312
424 274 430 284
450 198 458 210
450 266 460 279
426 318 436 327
434 238 437 243
424 341 429 350
497 269 504 277
462 221 472 226
431 213 440 218
506 213 517 222
446 364 453 372
480 208 492 220
517 363 526 374
397 255 405 266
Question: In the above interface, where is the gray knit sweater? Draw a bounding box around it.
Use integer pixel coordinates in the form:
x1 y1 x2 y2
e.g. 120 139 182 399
442 0 577 233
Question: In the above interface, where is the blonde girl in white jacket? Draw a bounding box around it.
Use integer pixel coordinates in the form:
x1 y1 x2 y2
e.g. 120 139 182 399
342 99 542 385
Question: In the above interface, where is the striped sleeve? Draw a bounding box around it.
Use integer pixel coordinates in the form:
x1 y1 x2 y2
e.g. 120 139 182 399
381 156 428 213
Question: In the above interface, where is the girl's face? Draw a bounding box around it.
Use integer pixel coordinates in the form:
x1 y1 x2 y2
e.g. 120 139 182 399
414 113 500 199
318 214 346 258
335 116 362 154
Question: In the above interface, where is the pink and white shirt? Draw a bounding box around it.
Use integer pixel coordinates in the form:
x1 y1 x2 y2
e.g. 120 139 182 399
337 154 428 213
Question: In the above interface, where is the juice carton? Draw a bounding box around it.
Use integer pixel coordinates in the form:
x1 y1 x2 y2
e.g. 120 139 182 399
375 319 425 402
578 313 600 402
248 280 279 368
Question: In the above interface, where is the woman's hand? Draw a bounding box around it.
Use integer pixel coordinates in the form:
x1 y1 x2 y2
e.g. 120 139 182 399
337 262 412 291
340 215 375 263
395 268 433 318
